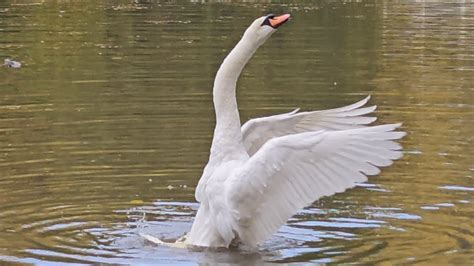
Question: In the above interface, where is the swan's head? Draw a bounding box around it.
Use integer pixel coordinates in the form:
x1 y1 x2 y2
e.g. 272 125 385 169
243 14 291 46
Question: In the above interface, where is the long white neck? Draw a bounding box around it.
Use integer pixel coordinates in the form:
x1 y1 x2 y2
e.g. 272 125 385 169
210 36 259 160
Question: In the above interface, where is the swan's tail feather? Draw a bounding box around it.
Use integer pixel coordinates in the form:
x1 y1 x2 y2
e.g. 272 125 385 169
140 233 166 245
140 233 188 248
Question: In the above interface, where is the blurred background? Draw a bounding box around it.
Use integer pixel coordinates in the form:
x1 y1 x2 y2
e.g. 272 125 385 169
0 0 472 264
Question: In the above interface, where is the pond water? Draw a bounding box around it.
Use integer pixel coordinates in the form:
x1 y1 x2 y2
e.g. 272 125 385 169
0 1 473 264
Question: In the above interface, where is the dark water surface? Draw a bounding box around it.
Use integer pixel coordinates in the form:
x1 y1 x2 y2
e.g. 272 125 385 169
1 1 473 264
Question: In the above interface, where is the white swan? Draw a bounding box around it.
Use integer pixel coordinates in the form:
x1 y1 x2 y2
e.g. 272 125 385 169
149 14 405 248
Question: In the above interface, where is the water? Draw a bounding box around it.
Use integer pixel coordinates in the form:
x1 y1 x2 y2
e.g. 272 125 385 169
0 1 473 264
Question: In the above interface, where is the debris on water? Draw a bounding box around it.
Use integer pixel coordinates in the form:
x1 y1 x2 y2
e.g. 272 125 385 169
167 185 175 190
130 199 144 204
3 59 21 68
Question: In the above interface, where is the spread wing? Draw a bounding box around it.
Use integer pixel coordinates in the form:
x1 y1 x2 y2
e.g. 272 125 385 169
241 96 377 156
226 123 405 247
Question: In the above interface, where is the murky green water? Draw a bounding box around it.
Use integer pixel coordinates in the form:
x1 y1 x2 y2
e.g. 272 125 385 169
1 1 473 264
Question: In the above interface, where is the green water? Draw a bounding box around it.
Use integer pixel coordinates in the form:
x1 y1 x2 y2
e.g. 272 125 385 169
0 1 472 264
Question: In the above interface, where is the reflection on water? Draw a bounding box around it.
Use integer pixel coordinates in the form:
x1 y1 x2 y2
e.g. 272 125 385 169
0 0 473 264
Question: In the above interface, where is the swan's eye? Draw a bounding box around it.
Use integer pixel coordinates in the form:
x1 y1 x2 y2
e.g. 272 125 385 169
261 14 275 28
261 17 274 28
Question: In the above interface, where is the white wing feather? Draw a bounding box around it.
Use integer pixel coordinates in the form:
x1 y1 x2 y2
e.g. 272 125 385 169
226 123 405 247
241 96 377 156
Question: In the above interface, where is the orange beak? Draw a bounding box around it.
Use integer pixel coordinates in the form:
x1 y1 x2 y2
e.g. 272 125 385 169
269 14 291 28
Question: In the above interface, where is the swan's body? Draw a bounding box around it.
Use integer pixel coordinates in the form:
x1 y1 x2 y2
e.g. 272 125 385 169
153 14 405 248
